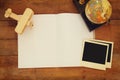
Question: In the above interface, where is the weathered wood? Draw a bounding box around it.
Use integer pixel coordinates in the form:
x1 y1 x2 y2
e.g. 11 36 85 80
109 0 120 20
0 21 17 39
0 0 120 20
0 56 17 67
0 54 120 80
0 56 36 80
0 40 17 56
95 20 120 54
0 0 120 80
35 54 120 80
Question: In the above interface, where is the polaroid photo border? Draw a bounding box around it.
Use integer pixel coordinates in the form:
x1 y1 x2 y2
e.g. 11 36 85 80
89 39 114 68
80 40 109 70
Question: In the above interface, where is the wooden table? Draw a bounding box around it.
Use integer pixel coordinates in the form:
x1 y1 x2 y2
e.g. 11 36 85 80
0 0 120 80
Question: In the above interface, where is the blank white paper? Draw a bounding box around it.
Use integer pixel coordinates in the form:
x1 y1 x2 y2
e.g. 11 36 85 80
18 13 94 68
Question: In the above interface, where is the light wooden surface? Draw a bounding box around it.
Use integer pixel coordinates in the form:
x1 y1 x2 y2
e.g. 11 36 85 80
0 0 120 80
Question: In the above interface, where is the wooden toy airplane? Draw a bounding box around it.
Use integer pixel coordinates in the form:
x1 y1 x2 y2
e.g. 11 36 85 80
4 8 34 34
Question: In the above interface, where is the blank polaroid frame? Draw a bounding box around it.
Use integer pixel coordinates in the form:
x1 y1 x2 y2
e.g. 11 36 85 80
90 39 114 68
80 40 109 70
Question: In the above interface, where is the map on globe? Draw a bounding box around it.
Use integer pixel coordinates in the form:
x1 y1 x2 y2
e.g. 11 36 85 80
73 0 112 31
85 0 112 24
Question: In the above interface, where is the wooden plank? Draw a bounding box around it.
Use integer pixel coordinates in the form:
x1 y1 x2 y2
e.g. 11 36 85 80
105 54 120 80
35 68 84 79
0 40 17 56
0 54 120 80
35 68 100 80
0 56 36 80
0 0 120 80
0 0 120 20
56 0 78 13
95 24 112 41
110 20 120 54
0 56 17 67
0 0 59 20
0 21 17 39
36 54 120 80
95 20 120 54
0 55 119 80
78 54 120 80
35 54 120 80
109 0 120 20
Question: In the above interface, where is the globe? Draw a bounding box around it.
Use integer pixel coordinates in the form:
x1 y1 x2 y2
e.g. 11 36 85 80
85 0 112 24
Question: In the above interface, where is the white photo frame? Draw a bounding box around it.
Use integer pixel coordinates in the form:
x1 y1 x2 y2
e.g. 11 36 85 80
80 40 109 70
89 39 114 68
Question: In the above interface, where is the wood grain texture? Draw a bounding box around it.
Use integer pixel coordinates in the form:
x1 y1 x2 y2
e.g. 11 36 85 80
0 21 17 39
0 0 120 80
0 40 17 56
0 56 36 80
0 0 120 20
95 20 120 54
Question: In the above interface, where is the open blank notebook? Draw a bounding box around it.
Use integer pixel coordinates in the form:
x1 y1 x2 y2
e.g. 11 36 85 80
18 13 94 68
